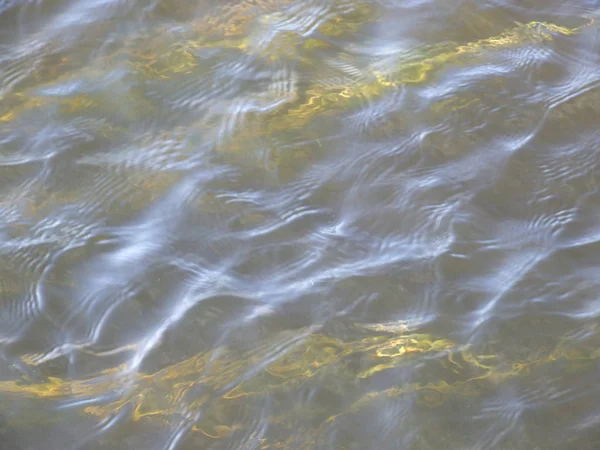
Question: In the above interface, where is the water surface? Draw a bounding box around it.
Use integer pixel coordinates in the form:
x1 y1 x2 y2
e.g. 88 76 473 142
1 0 600 449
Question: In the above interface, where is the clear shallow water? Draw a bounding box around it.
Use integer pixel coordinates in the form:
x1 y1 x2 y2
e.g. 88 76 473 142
1 0 600 449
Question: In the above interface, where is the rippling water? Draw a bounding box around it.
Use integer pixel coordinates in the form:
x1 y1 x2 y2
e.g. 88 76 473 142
2 0 600 448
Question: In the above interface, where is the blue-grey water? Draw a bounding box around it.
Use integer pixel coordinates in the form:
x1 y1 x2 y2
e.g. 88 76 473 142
1 1 600 449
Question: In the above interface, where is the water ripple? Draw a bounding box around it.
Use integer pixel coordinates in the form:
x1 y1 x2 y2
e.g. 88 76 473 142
3 1 600 449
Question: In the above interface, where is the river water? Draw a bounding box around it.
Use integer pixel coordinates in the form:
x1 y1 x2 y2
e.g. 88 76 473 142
1 0 600 449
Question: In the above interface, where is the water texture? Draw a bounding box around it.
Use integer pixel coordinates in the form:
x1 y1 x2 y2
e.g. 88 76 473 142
1 0 600 449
